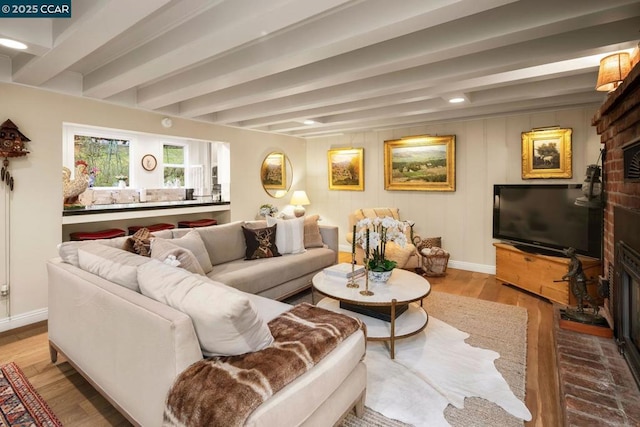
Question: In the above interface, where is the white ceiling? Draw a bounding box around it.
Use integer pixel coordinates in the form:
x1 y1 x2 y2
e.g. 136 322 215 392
1 0 639 138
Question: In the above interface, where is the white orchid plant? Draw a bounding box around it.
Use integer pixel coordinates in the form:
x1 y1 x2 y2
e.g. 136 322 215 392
355 216 408 272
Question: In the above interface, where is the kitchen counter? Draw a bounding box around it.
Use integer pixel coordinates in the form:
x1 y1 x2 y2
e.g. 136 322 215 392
62 200 230 224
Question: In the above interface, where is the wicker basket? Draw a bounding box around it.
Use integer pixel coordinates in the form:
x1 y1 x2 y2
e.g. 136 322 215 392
416 236 449 276
421 251 450 277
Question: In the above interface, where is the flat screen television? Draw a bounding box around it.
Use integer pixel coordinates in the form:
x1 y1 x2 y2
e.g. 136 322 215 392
493 184 602 259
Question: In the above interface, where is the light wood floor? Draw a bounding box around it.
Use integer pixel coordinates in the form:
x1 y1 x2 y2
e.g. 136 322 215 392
0 259 560 426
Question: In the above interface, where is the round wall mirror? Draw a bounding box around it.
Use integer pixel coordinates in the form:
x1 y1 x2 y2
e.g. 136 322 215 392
261 152 292 198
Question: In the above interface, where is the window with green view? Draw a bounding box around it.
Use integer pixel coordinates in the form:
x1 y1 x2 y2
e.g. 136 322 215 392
74 135 130 187
163 144 185 187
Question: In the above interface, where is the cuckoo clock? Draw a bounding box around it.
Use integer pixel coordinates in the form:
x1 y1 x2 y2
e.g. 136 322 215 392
0 119 31 191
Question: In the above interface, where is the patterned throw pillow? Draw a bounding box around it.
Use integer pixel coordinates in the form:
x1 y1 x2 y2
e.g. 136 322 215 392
242 225 281 260
122 228 154 257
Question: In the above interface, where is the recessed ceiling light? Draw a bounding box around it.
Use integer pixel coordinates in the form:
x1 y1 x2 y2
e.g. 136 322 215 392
303 119 316 125
448 97 465 104
0 38 27 50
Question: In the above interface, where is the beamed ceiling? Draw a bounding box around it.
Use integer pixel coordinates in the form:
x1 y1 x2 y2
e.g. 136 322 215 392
1 0 639 138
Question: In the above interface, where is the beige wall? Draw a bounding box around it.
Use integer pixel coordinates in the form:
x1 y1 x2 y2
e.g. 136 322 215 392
0 83 305 327
0 81 604 328
305 105 603 272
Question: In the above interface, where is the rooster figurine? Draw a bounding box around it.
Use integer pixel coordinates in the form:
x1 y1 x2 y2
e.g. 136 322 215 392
63 160 89 206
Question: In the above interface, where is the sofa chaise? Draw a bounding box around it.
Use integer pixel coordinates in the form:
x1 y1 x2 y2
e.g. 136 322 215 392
47 217 366 426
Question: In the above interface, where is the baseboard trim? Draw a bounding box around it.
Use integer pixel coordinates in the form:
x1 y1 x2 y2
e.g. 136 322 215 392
447 260 496 275
338 245 496 275
0 308 48 333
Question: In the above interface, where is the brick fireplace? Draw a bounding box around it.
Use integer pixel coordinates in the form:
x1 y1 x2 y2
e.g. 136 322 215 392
550 58 640 426
592 59 640 382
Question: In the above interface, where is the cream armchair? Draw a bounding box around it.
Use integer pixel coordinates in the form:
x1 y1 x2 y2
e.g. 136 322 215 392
346 208 421 270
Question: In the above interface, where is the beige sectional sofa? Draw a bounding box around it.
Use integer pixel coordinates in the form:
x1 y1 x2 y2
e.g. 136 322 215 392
47 219 366 426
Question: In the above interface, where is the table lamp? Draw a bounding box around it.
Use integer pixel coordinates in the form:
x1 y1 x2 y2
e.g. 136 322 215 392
290 190 310 217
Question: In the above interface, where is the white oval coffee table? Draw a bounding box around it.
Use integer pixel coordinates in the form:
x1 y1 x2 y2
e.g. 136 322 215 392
312 268 431 359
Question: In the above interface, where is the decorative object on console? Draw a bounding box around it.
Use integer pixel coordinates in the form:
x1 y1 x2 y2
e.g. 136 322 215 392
355 216 408 284
258 203 278 217
62 160 90 206
290 190 310 217
383 135 456 192
327 147 364 191
596 52 631 92
521 127 572 179
115 175 127 188
0 119 30 192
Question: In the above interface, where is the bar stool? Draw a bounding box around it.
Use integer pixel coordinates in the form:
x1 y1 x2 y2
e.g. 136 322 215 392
69 228 126 241
127 223 176 235
177 219 218 228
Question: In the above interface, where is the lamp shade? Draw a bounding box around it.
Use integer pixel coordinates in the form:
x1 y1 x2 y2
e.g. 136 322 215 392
290 190 310 206
596 52 631 92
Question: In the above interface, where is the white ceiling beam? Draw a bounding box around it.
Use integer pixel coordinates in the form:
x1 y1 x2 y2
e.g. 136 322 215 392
136 0 516 109
289 92 604 137
82 0 354 99
178 8 639 118
261 74 597 133
67 0 226 76
11 0 171 86
230 59 600 128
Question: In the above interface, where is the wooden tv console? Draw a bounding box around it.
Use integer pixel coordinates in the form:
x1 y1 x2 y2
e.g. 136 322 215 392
493 243 601 306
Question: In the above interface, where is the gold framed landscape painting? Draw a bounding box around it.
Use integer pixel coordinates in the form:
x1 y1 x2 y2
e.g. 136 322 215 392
384 135 456 191
521 127 572 179
261 152 286 189
328 147 364 190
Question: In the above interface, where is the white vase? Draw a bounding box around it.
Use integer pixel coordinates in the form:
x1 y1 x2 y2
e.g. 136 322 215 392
368 269 393 283
118 180 126 189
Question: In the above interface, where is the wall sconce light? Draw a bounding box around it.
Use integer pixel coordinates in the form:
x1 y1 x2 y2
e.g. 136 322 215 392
575 150 604 208
596 52 631 92
290 190 310 217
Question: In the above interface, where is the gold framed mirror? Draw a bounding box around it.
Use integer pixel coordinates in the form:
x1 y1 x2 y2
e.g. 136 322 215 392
261 152 293 198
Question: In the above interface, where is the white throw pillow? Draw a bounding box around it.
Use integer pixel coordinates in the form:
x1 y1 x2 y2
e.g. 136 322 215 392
155 230 213 273
150 238 205 275
77 243 150 292
137 260 274 356
266 215 306 254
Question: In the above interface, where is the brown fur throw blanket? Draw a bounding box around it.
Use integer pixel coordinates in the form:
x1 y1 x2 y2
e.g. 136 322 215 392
164 303 364 427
